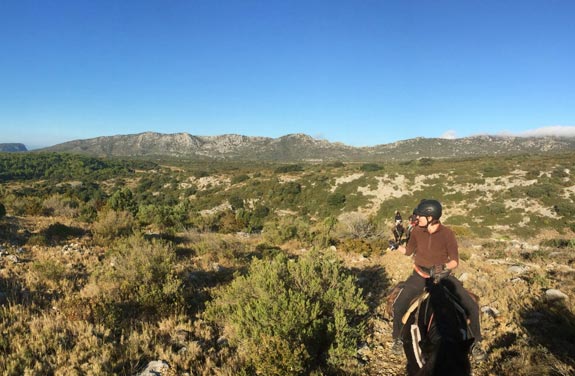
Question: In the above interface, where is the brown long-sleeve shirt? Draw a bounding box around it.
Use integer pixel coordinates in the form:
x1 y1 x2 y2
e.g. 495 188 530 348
405 223 459 268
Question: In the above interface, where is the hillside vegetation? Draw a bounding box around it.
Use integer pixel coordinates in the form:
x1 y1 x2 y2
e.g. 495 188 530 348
0 151 574 375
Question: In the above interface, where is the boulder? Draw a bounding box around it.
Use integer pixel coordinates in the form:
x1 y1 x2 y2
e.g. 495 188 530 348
545 289 568 302
136 360 169 376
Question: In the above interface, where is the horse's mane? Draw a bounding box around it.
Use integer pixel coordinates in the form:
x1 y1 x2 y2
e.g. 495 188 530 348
404 278 473 376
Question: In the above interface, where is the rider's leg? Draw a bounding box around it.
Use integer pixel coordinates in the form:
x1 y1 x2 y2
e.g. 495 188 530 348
392 272 426 339
447 276 482 342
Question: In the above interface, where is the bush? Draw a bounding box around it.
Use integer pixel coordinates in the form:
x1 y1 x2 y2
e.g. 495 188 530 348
42 194 80 218
205 251 367 375
337 238 374 256
86 235 183 326
327 193 346 207
418 158 434 166
553 202 575 217
231 174 250 184
334 212 377 240
359 163 382 172
275 164 303 173
92 209 134 245
262 217 311 245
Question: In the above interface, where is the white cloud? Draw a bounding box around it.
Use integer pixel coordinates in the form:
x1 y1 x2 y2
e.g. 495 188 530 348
440 130 457 139
512 125 575 138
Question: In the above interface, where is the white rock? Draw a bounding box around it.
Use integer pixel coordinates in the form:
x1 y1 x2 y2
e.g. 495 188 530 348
508 265 529 274
136 360 169 376
545 289 568 302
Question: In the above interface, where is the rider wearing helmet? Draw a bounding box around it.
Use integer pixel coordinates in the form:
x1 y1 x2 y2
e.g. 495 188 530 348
390 199 487 361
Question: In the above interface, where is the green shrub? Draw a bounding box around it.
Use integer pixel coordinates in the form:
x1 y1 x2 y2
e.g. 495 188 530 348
228 195 244 210
337 238 374 256
205 251 367 375
482 165 506 177
107 188 138 215
235 205 270 233
488 202 506 215
327 193 346 207
450 225 473 238
217 210 244 233
231 174 250 184
359 163 382 172
553 201 575 217
539 239 574 249
262 217 311 245
418 158 434 166
275 164 303 173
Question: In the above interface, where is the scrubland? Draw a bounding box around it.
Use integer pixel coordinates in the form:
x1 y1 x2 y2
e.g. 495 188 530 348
0 152 574 375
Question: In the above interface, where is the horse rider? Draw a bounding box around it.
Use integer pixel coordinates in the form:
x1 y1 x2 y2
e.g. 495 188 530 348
390 199 487 361
393 210 405 243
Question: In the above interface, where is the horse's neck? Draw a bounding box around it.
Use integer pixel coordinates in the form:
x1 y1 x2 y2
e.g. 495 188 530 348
417 282 472 376
417 341 471 376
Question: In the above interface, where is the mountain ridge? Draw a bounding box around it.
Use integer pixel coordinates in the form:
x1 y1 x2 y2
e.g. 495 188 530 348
37 132 575 161
0 143 27 152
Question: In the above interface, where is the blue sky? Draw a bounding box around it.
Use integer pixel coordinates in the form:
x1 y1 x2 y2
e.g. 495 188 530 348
1 0 574 149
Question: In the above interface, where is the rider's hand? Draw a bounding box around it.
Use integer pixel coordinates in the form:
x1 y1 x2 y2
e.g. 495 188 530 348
432 264 451 280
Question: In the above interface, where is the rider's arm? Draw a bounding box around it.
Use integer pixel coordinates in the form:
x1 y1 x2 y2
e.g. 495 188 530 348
445 227 459 270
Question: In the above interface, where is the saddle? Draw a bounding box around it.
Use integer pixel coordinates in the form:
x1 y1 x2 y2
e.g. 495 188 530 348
384 280 479 321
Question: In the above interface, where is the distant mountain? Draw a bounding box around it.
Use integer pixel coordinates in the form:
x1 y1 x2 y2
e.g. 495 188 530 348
38 132 575 161
0 143 27 152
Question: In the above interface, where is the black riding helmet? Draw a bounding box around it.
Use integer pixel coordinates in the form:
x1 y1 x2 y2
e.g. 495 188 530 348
414 199 442 220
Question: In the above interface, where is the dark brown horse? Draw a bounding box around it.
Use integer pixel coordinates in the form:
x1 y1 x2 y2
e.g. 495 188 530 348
398 277 474 376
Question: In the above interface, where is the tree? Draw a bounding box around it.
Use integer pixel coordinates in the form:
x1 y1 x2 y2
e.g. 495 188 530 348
108 188 138 215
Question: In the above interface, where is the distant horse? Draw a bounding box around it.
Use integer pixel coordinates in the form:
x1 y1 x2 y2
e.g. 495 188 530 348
392 222 405 243
391 276 474 376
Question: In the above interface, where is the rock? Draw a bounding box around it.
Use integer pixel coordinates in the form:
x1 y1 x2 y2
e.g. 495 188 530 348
136 360 170 376
545 289 568 302
212 263 223 272
481 306 501 318
7 255 19 264
216 336 228 347
508 265 529 274
458 272 470 282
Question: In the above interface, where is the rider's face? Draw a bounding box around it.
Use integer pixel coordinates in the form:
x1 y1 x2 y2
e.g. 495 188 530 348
417 215 428 227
